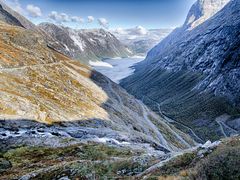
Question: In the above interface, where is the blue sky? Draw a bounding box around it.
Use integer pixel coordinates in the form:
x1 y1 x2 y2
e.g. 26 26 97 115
4 0 196 29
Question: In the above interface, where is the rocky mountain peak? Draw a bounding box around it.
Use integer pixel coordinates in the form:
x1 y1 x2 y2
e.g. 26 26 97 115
184 0 230 29
38 23 132 64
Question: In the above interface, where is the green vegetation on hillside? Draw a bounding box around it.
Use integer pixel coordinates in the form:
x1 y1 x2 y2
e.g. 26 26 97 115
0 142 138 179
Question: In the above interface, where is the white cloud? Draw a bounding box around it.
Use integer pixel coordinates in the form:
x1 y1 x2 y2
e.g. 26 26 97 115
48 11 70 23
71 16 78 22
3 0 25 15
71 16 84 23
87 16 94 23
114 27 127 35
79 18 85 23
133 26 148 35
48 11 59 21
98 18 109 28
60 13 70 22
26 4 42 17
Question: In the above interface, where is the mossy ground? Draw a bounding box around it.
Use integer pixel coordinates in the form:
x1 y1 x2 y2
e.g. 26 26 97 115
0 133 239 179
0 142 139 179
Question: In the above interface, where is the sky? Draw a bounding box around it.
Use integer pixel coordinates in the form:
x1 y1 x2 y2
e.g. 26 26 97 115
3 0 196 30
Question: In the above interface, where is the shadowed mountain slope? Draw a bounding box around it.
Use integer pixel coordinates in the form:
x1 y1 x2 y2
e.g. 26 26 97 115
121 0 240 141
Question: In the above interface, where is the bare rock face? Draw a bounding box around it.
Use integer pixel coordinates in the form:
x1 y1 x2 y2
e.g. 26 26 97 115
144 0 230 62
121 0 240 141
184 0 230 29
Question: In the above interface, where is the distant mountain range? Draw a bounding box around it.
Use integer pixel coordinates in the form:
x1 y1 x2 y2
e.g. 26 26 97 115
112 26 172 56
121 0 240 141
39 23 131 64
0 1 131 65
0 1 171 60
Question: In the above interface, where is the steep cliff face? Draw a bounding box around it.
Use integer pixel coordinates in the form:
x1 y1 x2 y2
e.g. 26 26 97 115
121 0 240 141
38 23 132 64
184 0 230 29
145 0 230 62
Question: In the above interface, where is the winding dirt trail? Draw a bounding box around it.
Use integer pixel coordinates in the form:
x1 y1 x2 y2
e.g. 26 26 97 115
142 96 203 143
105 78 124 106
215 114 238 137
0 62 61 71
138 101 171 151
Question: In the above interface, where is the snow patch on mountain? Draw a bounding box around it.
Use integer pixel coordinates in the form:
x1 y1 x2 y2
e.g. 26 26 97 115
38 23 132 64
69 29 85 51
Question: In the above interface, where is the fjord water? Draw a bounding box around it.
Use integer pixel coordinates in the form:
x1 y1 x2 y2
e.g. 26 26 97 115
92 57 145 83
